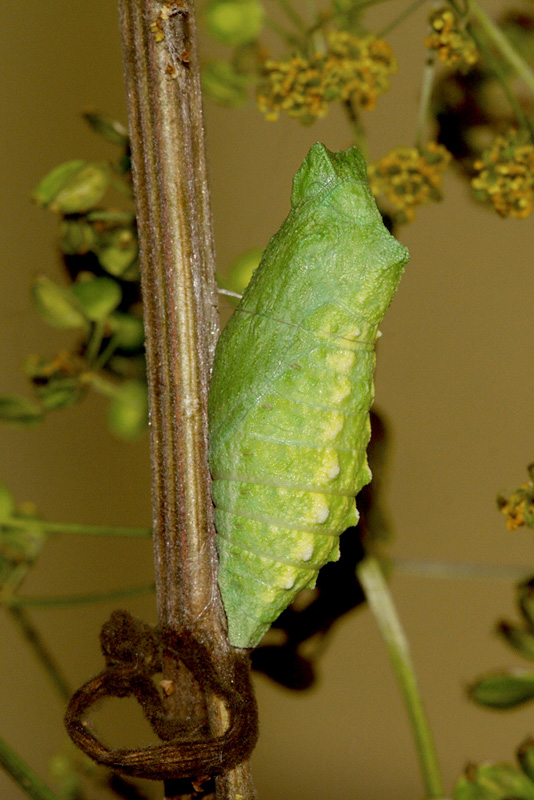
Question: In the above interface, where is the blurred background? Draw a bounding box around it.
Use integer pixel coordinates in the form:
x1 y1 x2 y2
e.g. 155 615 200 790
1 1 534 798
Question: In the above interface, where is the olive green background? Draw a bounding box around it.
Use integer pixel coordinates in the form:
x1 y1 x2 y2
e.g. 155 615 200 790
1 1 534 798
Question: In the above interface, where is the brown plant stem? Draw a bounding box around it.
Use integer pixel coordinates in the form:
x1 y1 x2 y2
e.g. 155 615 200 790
117 1 256 798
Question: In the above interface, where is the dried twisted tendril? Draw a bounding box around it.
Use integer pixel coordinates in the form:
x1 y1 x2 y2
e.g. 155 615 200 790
65 610 258 782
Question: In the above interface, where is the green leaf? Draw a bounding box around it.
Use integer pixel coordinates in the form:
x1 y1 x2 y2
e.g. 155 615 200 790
219 247 263 293
34 379 83 411
204 0 263 45
83 111 129 147
0 483 15 521
108 312 145 350
518 738 534 782
59 219 97 255
31 276 87 330
33 160 86 206
519 578 534 627
107 380 148 440
498 621 534 660
454 763 534 800
0 396 43 427
201 61 250 107
33 160 110 214
469 669 534 708
94 227 139 280
0 520 47 593
71 276 122 322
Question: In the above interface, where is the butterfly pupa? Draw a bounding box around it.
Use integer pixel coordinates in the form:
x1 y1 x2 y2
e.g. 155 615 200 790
209 143 409 648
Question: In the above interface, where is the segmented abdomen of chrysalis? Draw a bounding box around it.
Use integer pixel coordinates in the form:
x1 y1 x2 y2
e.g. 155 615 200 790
209 143 409 648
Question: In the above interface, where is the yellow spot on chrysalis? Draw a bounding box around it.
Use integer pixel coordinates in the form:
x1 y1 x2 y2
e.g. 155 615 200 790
344 327 361 341
331 378 351 403
326 350 355 372
327 461 340 479
318 450 340 482
313 496 330 523
274 566 297 590
299 542 314 561
322 412 344 440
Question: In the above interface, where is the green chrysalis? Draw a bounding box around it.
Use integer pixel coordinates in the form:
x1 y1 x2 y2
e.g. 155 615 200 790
209 143 409 648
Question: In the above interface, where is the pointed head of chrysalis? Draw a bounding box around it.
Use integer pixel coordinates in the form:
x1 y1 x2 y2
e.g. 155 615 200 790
290 143 408 325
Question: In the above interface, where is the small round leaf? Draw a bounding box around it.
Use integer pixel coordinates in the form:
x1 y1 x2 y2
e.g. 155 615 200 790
72 276 122 322
107 380 148 440
469 669 534 709
204 0 263 45
34 160 110 214
31 276 86 330
0 396 43 427
108 312 145 350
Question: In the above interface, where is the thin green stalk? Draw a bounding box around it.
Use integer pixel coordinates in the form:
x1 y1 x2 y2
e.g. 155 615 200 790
7 606 71 701
343 100 369 162
469 0 534 94
0 735 59 800
357 556 445 799
468 21 533 135
272 0 309 35
3 516 151 538
5 583 155 609
93 333 119 371
378 0 428 39
394 557 534 582
309 0 404 35
79 370 120 398
352 0 404 12
415 53 437 149
263 15 305 47
84 319 106 366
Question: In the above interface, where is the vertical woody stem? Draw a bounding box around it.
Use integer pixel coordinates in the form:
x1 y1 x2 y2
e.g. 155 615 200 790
117 1 256 797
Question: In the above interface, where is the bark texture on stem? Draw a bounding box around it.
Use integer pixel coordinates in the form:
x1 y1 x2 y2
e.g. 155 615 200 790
117 1 257 796
119 0 219 634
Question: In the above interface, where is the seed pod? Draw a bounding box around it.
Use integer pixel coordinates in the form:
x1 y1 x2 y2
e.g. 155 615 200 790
33 160 109 214
71 276 122 322
208 143 408 648
31 276 86 330
469 668 534 709
454 762 534 800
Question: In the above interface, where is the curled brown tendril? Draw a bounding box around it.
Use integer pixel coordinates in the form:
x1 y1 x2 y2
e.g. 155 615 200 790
65 610 258 781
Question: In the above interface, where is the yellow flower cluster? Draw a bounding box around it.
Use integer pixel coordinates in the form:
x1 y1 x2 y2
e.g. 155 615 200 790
256 31 397 124
472 130 534 218
367 142 451 223
425 7 478 70
498 483 534 531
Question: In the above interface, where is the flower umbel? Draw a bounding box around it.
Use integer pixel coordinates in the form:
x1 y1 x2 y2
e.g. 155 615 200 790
367 142 451 223
472 130 534 218
425 7 478 71
498 467 534 531
256 31 397 124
